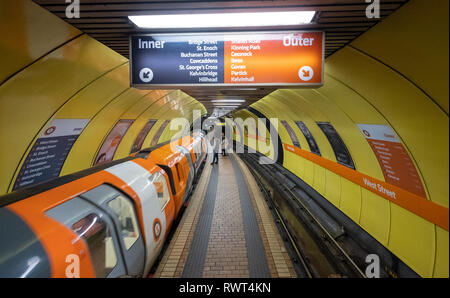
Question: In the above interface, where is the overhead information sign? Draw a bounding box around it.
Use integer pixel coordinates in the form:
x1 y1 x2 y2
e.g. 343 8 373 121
130 31 324 88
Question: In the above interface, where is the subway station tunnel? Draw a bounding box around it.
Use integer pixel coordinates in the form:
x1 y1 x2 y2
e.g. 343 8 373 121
0 0 448 280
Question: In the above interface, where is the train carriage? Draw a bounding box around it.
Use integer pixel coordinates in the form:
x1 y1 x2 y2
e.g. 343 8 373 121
0 132 208 278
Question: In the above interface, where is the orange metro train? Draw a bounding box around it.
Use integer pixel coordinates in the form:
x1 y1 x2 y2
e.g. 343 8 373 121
0 132 208 278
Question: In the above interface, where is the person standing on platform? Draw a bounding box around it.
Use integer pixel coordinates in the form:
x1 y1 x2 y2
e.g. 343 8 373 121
211 136 220 165
221 134 229 156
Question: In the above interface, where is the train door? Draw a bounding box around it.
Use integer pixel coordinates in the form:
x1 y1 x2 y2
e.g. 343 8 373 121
45 197 127 278
105 160 171 275
176 146 195 196
197 136 208 166
194 141 204 171
80 185 146 277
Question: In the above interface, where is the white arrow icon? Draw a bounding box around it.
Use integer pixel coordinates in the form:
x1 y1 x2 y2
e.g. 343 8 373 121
139 68 153 83
299 66 314 81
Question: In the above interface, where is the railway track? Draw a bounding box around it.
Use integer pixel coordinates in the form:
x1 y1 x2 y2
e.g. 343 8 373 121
252 170 314 278
240 152 366 278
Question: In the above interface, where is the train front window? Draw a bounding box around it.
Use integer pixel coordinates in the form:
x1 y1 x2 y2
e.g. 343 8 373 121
176 163 184 181
71 213 117 277
107 195 140 250
150 172 170 210
195 146 200 163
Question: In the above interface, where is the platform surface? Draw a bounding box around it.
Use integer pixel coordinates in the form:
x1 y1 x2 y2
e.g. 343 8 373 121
154 151 296 278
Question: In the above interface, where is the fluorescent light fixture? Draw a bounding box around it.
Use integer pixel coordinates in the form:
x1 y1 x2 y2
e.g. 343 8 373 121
129 11 316 29
213 104 241 107
211 99 245 103
213 102 241 105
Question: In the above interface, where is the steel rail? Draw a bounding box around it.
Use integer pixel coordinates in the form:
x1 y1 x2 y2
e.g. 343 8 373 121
248 162 314 278
241 152 366 278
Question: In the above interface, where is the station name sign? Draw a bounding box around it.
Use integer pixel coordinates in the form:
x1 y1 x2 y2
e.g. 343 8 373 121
130 31 324 88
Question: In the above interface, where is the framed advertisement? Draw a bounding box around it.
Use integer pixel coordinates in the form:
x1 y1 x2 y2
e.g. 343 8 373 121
94 119 134 166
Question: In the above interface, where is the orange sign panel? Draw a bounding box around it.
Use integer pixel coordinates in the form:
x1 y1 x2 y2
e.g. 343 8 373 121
358 124 427 198
224 32 324 85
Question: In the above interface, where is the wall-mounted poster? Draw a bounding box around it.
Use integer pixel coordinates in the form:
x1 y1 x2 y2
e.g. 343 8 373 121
13 119 90 190
130 120 157 154
358 124 426 198
295 121 321 155
94 119 134 166
317 122 355 169
281 120 300 148
150 120 170 146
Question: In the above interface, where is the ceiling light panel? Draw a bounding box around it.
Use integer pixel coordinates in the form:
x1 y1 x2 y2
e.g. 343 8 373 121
129 11 316 29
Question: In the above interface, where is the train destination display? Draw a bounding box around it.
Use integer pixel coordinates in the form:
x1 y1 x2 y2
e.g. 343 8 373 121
130 32 324 87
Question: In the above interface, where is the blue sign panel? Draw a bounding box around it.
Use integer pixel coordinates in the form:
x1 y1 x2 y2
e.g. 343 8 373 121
131 34 225 85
